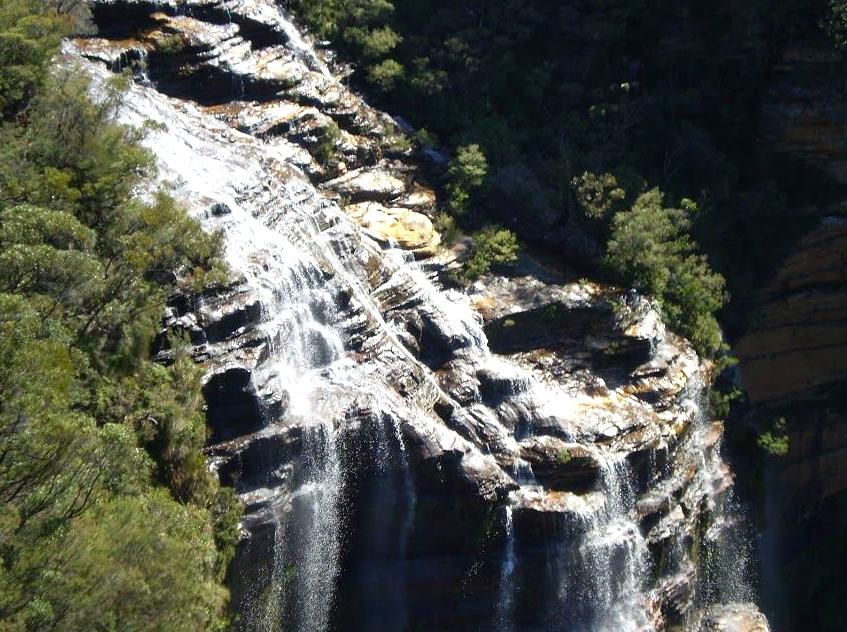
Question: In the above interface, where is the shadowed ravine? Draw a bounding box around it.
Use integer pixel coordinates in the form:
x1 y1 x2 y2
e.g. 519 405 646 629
63 1 770 630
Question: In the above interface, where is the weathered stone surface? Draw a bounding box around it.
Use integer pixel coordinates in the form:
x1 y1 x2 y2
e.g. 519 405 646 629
344 201 440 256
699 603 771 632
736 219 847 404
518 436 600 491
760 44 847 186
321 166 407 202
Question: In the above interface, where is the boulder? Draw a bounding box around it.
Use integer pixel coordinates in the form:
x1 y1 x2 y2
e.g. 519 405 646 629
698 603 771 632
322 166 407 202
344 201 440 257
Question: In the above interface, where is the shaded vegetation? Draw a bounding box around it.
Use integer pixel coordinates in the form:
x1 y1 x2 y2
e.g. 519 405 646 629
288 0 845 355
0 1 239 629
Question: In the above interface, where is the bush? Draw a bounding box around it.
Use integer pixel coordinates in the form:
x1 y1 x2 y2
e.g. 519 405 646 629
461 225 519 281
757 417 790 457
312 120 342 165
355 25 401 59
433 211 460 246
605 188 727 356
572 171 626 225
446 143 488 215
366 58 404 92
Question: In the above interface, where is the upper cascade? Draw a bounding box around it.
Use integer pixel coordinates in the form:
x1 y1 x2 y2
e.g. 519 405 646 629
63 2 769 630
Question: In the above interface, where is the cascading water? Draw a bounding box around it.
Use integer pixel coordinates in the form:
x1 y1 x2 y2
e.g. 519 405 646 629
496 505 518 632
65 3 769 630
683 378 757 611
581 455 651 632
293 424 344 632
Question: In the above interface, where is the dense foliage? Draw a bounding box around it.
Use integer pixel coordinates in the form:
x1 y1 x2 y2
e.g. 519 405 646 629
461 225 520 281
605 189 726 354
288 0 844 355
0 2 239 629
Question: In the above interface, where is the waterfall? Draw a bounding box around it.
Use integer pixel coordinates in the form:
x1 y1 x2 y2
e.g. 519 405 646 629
65 3 768 629
346 409 417 632
261 498 291 632
549 453 651 632
684 378 757 611
276 8 333 78
584 455 651 632
293 423 343 632
496 504 518 632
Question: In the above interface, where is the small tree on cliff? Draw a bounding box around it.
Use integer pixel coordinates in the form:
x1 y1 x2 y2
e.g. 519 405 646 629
461 225 519 281
446 144 488 215
605 188 726 356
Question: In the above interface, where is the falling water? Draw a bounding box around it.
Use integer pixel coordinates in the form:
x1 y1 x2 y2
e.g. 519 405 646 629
684 377 757 610
366 413 417 632
546 452 651 632
260 497 290 632
292 423 344 632
584 455 651 632
496 504 518 632
276 9 333 78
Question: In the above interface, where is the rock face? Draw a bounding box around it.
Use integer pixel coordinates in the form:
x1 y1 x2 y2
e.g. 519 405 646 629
732 14 847 632
736 219 847 404
698 603 771 632
67 2 766 631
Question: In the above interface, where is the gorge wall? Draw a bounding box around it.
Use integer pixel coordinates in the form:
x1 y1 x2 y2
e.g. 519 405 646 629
734 7 847 630
66 1 770 630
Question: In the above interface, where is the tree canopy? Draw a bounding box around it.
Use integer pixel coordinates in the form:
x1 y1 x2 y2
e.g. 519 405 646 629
0 2 239 629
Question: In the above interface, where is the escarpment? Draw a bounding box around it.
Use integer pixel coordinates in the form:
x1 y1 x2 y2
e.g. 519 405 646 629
733 11 847 629
64 2 768 631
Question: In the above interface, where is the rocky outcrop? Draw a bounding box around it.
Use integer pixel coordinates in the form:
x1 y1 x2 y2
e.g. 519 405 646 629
698 603 771 632
74 0 442 258
66 2 768 630
759 43 847 187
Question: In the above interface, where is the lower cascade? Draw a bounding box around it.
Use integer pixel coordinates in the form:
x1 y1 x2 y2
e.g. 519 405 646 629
63 1 770 630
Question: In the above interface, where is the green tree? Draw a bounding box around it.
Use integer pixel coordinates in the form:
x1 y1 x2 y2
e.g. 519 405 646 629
33 492 227 632
354 25 401 59
605 188 726 355
572 171 627 225
446 143 488 215
461 225 519 280
367 58 404 92
0 2 238 628
0 0 71 117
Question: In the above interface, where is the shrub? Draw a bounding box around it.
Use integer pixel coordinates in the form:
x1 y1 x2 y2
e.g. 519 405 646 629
366 58 404 92
572 171 626 225
605 188 727 356
461 225 519 281
446 143 488 215
312 120 342 165
757 417 790 457
433 211 460 246
355 25 401 59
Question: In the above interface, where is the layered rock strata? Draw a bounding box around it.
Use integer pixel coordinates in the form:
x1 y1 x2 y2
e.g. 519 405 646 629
66 2 766 630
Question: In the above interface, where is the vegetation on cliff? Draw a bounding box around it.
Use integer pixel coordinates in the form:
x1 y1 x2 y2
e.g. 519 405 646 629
288 0 844 356
0 2 238 629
